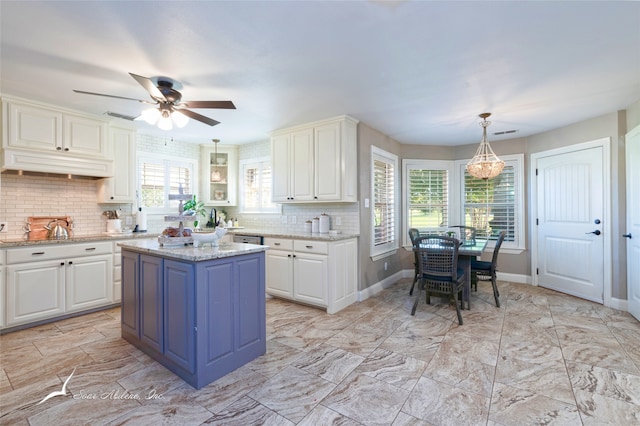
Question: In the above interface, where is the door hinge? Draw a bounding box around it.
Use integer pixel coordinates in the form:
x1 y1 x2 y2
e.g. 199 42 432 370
536 268 539 275
536 218 539 225
535 168 538 176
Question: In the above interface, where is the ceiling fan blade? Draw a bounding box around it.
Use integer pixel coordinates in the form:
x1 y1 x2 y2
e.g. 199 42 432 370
181 101 236 109
73 90 154 104
129 73 166 101
177 108 220 126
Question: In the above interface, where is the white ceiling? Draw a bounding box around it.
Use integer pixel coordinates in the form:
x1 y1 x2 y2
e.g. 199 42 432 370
1 1 639 146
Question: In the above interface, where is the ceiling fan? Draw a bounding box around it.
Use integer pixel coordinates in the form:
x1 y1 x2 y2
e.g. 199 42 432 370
73 73 235 129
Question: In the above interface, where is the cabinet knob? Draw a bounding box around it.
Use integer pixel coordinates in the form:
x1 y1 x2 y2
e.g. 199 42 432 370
56 147 62 151
64 148 69 152
60 262 65 266
68 261 73 265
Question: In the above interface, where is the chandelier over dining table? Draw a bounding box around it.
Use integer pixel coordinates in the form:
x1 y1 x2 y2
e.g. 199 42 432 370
466 113 505 180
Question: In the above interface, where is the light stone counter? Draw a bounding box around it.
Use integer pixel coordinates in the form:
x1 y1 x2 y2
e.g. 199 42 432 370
118 239 268 262
229 228 359 241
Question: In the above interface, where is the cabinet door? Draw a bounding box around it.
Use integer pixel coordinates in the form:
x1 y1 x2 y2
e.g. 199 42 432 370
271 133 291 202
291 128 315 201
265 250 294 298
293 252 328 307
140 255 164 353
6 260 65 325
121 251 139 338
6 101 63 151
97 126 136 203
65 254 112 313
164 259 195 373
63 114 108 158
314 121 342 201
200 144 238 206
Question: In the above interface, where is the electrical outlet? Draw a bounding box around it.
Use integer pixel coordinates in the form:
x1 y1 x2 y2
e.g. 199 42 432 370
290 216 297 224
0 223 6 232
335 217 341 226
281 216 288 224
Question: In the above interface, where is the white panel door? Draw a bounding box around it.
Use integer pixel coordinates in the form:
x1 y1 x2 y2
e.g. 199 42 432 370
626 124 640 320
536 146 604 302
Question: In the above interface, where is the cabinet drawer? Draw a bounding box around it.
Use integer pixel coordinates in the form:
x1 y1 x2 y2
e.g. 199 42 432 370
293 240 329 255
7 241 112 264
264 238 293 251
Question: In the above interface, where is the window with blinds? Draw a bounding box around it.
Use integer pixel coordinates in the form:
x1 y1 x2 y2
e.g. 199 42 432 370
139 156 195 212
371 147 398 258
463 164 516 242
240 159 278 213
407 168 449 231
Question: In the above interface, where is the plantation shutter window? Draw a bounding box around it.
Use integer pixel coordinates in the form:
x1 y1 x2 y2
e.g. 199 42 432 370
407 169 449 230
464 165 516 241
240 158 279 213
138 156 196 212
371 147 398 259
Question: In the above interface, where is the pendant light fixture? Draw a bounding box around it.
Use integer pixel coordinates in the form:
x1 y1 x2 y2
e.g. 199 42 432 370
466 113 505 180
210 139 222 182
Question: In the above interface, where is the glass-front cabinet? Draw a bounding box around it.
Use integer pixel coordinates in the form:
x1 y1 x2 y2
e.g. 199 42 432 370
200 143 238 205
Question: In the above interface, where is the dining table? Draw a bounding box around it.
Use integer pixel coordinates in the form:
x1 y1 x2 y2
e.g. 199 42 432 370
458 239 489 310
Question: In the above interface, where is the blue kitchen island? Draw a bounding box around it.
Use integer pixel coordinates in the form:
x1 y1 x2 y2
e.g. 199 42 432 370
118 240 267 389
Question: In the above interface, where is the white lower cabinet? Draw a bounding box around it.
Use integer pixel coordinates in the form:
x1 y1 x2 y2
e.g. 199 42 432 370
5 242 112 327
265 237 357 314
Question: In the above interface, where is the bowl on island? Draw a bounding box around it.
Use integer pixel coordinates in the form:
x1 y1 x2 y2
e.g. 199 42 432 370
192 227 228 247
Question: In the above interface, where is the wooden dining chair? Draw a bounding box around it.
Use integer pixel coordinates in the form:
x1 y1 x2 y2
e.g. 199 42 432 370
471 230 506 307
408 228 421 295
411 235 465 325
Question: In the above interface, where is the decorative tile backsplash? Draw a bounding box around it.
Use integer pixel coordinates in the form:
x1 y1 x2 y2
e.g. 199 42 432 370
0 136 361 240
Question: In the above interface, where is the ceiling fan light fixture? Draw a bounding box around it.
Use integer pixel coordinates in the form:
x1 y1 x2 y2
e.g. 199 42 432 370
139 107 160 125
157 114 173 131
466 113 505 180
172 110 189 128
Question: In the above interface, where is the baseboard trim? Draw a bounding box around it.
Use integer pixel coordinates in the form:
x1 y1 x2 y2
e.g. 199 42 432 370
358 271 406 301
496 272 532 285
608 297 628 312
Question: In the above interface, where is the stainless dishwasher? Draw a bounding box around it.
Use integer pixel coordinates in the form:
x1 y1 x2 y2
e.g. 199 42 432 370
233 234 264 245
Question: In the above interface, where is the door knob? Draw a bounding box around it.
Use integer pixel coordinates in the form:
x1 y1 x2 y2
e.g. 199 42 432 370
623 233 632 239
586 230 601 236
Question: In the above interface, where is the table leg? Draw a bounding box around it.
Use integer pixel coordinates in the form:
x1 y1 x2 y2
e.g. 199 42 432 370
458 255 471 310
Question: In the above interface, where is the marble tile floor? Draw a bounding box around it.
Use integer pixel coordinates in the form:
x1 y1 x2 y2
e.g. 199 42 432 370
1 279 639 425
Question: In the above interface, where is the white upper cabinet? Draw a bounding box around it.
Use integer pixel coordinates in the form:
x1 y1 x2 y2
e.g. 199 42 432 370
4 99 108 158
271 115 358 203
97 124 136 203
1 97 113 177
200 144 238 206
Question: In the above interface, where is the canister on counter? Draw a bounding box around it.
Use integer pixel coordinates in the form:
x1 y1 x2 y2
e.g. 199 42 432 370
304 220 313 233
319 213 330 233
312 217 319 233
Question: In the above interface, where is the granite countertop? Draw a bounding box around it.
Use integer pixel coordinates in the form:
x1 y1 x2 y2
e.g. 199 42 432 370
229 228 359 241
0 232 157 248
118 240 268 262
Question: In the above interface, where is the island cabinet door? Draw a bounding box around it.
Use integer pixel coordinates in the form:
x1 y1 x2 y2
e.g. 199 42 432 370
164 259 196 374
140 255 163 353
121 250 139 337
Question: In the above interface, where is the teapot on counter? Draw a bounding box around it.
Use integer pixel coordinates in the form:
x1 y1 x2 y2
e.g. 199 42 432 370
44 219 70 239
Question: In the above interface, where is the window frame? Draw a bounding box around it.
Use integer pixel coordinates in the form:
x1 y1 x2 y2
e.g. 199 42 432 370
137 154 197 214
402 159 454 247
402 154 525 254
371 146 399 260
455 154 525 253
238 156 280 214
